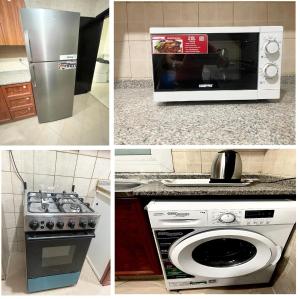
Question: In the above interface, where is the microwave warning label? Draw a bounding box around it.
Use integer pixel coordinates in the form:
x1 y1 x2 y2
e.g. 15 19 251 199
152 34 208 54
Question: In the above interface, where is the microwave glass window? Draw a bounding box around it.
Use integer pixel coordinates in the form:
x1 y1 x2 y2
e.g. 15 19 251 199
42 245 76 267
152 33 259 91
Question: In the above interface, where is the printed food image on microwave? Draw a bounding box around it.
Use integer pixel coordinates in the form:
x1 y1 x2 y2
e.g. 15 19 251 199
150 27 283 102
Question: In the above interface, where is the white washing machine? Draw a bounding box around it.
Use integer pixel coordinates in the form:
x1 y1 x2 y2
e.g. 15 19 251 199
147 200 296 291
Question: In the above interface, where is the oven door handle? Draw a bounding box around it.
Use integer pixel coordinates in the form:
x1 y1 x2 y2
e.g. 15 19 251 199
26 232 95 241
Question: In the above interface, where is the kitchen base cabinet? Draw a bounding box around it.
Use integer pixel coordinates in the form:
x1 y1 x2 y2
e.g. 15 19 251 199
0 82 36 123
0 89 11 123
115 197 162 276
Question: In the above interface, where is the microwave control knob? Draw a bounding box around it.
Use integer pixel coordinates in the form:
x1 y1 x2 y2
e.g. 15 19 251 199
46 221 54 229
88 220 96 228
56 221 64 229
68 220 75 229
264 63 278 79
79 220 87 228
265 40 279 55
29 220 39 230
219 213 236 223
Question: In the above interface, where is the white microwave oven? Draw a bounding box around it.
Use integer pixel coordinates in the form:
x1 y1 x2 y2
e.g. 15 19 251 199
150 26 283 102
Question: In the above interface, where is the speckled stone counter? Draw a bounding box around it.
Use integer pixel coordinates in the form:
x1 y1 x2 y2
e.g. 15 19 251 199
114 77 295 145
116 174 295 199
0 58 31 85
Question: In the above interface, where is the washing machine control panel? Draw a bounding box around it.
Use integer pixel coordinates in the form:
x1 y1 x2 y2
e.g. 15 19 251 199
210 210 243 225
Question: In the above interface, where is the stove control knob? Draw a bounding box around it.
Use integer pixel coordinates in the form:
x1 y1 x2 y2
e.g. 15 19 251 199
265 40 280 55
68 221 75 229
46 221 54 229
56 221 64 229
264 63 278 79
29 220 39 230
219 213 236 223
79 220 87 228
88 220 96 228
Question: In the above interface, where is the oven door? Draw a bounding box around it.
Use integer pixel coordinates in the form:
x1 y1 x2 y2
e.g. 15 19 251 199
152 33 259 92
25 230 95 279
169 229 281 278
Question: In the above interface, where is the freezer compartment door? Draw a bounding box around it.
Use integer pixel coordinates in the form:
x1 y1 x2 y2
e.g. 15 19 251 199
21 8 80 62
30 61 76 123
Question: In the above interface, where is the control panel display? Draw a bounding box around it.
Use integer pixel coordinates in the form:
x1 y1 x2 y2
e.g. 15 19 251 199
245 210 274 219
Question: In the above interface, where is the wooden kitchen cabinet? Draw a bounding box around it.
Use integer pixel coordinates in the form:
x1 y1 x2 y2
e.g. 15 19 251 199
0 82 36 123
0 0 25 45
115 197 162 276
0 88 11 123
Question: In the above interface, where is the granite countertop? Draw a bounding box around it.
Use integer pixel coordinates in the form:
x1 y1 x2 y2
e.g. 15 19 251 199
115 174 295 199
0 58 31 85
114 77 295 145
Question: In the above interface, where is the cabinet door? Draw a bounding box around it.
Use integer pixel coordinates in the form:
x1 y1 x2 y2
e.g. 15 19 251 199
0 88 11 123
0 0 25 45
115 198 162 276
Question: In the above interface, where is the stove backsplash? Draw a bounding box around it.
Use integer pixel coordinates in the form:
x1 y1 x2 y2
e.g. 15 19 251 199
1 150 110 253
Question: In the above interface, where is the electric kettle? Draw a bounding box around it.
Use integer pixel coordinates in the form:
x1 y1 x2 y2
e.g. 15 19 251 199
210 150 242 183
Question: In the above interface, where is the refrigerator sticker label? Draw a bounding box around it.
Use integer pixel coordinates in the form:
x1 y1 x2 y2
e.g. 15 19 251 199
58 61 77 70
152 34 208 54
60 54 77 60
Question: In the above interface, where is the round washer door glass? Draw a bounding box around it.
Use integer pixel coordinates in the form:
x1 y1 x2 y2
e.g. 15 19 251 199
192 238 257 267
169 229 281 278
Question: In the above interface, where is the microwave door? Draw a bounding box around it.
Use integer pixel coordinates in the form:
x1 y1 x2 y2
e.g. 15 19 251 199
25 231 95 279
21 8 80 62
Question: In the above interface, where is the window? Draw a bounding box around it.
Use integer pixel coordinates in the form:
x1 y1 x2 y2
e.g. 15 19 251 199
115 149 173 172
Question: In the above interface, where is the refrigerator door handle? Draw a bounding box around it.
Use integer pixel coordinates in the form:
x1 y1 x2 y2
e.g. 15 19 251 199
30 64 37 88
24 31 33 62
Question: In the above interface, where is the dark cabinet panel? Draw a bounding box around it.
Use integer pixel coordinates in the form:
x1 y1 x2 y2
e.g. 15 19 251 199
115 197 162 276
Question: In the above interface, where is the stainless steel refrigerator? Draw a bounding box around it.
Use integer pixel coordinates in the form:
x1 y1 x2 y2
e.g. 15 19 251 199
20 8 80 123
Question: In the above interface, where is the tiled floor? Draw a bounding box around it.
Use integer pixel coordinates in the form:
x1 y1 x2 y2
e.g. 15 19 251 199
0 93 109 145
91 82 109 108
2 252 110 295
115 279 275 294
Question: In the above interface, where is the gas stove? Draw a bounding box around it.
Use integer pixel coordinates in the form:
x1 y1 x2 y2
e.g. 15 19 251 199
24 191 100 232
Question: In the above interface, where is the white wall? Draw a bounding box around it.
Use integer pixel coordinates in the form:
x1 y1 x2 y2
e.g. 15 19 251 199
1 150 110 254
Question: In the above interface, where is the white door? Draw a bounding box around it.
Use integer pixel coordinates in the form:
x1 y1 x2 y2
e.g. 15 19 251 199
169 229 281 278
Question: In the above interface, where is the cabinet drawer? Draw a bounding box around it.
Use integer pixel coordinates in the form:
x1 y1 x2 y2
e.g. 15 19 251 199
2 82 32 99
6 95 34 109
10 105 36 120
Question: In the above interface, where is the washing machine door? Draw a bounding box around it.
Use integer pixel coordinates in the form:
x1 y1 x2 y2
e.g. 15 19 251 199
169 229 281 278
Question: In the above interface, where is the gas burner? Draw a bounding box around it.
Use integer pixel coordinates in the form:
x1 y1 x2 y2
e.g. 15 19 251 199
61 203 81 213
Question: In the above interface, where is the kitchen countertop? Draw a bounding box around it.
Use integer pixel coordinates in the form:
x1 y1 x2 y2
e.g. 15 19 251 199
115 174 295 199
114 76 295 145
0 58 31 85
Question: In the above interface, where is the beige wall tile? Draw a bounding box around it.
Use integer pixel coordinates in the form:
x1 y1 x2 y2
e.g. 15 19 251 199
201 150 219 173
268 1 295 39
198 2 233 26
114 2 128 42
263 149 295 177
172 151 188 172
234 2 268 26
163 2 198 26
172 150 202 173
281 38 295 76
115 41 132 79
239 151 265 174
127 2 163 41
129 41 152 78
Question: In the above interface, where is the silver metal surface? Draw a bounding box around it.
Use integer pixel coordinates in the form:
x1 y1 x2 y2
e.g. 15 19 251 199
210 151 242 180
20 8 80 63
31 61 76 122
20 8 79 123
24 192 100 232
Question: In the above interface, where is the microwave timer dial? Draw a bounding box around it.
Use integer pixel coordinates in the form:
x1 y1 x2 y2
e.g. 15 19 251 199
265 40 280 55
264 63 278 79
